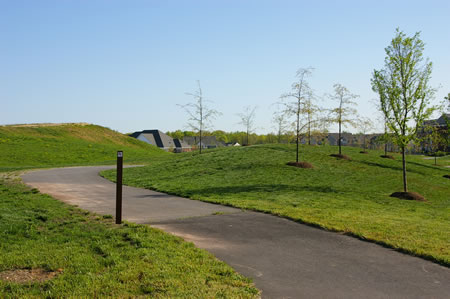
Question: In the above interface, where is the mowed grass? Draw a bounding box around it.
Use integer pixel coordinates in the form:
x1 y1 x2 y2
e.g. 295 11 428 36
102 144 450 266
0 124 167 172
0 178 258 297
0 124 258 297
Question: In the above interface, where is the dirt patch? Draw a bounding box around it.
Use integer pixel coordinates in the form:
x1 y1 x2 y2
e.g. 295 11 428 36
443 174 450 179
359 151 368 154
286 161 314 169
380 155 395 160
390 192 426 202
0 268 63 283
330 154 351 160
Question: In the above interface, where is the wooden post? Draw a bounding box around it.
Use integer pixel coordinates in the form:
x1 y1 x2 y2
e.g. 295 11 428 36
116 151 123 224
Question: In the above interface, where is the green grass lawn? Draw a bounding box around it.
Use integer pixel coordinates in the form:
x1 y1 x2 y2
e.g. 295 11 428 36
0 123 259 297
0 177 258 297
101 144 450 266
0 124 167 172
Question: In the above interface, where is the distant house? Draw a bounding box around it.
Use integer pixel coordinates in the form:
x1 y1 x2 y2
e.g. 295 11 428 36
326 133 355 146
419 113 449 153
299 135 326 145
422 113 450 129
173 138 191 153
129 130 191 152
183 136 225 149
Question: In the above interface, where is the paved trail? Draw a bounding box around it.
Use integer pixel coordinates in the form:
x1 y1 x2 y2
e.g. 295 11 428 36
22 166 450 299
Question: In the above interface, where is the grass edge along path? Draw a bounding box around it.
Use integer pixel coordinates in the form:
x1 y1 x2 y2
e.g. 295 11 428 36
0 176 259 298
101 144 450 267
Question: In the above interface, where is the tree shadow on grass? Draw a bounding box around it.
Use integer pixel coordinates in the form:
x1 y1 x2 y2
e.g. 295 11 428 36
407 160 449 173
186 184 340 197
352 160 426 175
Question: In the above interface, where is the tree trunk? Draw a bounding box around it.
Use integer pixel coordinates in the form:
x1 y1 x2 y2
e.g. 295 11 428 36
384 143 387 156
199 129 202 154
308 121 311 145
338 121 342 155
401 146 407 192
296 113 300 163
435 155 437 165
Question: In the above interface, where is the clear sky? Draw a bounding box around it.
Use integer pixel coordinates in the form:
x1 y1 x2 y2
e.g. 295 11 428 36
1 0 449 134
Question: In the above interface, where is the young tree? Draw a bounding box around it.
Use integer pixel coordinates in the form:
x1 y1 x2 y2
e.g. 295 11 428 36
371 29 436 193
425 125 445 165
272 110 289 143
280 67 314 162
357 117 374 152
328 83 359 155
237 106 257 145
303 96 321 145
178 81 221 154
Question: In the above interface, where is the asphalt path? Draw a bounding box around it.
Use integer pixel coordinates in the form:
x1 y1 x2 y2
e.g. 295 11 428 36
22 166 450 299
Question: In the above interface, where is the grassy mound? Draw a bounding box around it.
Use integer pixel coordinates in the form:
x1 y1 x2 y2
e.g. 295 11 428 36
102 144 450 266
330 153 351 160
0 179 258 297
390 191 426 202
380 154 395 159
0 123 167 172
286 161 314 168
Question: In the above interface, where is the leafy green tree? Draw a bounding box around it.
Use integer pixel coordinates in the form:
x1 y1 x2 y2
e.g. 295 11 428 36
211 130 228 143
166 130 184 140
371 29 436 192
328 83 359 155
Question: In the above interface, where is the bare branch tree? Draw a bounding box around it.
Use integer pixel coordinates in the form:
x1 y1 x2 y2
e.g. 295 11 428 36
328 83 359 155
357 116 374 151
303 95 322 145
237 106 257 145
272 109 289 143
178 80 221 154
280 67 314 162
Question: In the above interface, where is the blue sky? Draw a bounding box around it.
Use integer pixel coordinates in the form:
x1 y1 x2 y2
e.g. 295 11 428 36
1 0 449 134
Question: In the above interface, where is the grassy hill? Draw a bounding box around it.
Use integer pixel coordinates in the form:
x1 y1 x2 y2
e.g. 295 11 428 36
101 144 450 266
0 123 168 172
0 124 258 297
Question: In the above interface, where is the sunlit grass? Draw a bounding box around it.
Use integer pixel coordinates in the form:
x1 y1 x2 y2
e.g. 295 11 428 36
102 144 450 266
0 124 168 172
0 178 258 297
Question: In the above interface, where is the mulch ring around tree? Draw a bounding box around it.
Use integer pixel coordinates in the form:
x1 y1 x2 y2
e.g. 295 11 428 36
390 192 426 202
359 151 368 154
286 161 314 169
443 174 450 179
380 155 395 159
329 154 351 160
0 268 63 284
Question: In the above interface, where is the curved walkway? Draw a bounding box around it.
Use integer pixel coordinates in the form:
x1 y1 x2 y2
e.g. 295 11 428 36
22 166 450 299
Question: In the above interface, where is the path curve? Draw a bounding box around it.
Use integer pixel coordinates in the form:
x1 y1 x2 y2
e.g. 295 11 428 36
22 166 450 299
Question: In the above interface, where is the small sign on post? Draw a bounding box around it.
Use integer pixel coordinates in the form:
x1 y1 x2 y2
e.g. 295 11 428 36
116 151 123 224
